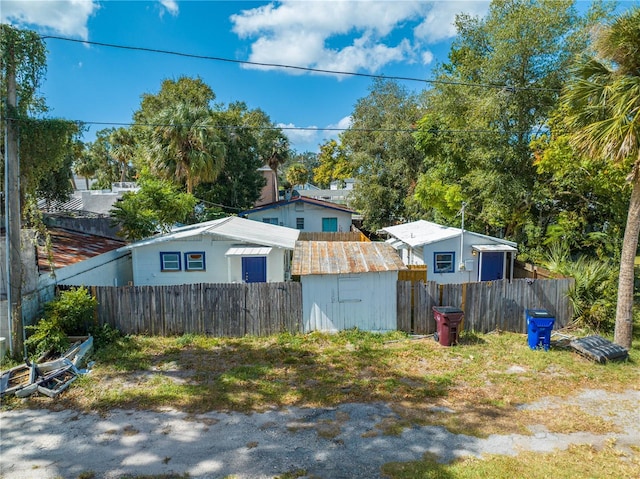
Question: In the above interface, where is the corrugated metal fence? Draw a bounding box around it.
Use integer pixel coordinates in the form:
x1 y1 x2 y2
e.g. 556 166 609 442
93 278 573 337
94 282 302 336
397 278 574 334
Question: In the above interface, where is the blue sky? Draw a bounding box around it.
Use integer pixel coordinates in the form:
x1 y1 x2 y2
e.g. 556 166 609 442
1 1 636 152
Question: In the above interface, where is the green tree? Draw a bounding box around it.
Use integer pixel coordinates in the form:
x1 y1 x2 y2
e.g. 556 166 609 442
342 78 425 232
149 102 225 194
133 76 215 124
285 163 310 188
82 128 126 190
313 139 353 189
529 109 629 260
561 7 640 348
194 102 268 212
110 177 198 241
0 25 80 208
414 0 611 240
109 127 136 183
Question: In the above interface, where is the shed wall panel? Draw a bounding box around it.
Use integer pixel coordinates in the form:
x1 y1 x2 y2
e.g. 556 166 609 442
301 271 398 332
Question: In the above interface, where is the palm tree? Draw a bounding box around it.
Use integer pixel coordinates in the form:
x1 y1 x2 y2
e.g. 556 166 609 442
562 7 640 349
150 103 225 194
109 127 135 183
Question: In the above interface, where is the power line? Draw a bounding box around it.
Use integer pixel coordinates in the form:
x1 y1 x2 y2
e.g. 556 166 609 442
9 116 527 136
40 35 560 93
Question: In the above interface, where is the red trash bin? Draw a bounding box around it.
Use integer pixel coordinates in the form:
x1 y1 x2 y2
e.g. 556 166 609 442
432 306 464 346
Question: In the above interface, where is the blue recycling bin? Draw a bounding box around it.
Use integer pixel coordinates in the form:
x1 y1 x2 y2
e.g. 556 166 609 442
526 309 555 351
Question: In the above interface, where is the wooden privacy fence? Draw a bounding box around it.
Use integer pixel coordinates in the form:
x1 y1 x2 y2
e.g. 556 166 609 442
94 282 302 337
397 278 574 335
93 278 572 338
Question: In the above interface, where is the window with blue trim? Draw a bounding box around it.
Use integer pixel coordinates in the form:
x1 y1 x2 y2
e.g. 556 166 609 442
434 252 455 273
262 218 279 225
160 252 181 271
185 252 206 271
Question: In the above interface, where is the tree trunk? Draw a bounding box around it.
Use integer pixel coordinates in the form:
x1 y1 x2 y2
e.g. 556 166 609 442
614 178 640 349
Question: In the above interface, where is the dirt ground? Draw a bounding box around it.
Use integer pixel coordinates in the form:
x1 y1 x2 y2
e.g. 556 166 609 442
1 388 638 479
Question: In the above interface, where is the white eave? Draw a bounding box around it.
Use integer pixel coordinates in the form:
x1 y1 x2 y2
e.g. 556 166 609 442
472 244 518 253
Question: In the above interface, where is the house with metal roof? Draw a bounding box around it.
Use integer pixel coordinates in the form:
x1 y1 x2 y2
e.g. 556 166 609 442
292 241 407 332
381 220 518 284
240 196 355 233
123 216 300 285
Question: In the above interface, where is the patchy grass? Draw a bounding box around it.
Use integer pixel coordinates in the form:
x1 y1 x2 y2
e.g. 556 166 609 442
382 442 640 479
5 327 639 479
3 328 639 442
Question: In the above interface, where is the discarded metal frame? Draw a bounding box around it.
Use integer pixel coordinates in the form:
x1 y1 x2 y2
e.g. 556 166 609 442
0 336 93 398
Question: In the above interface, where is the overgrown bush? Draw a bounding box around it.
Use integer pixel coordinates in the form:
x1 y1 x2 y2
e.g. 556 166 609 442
26 287 98 357
542 242 618 331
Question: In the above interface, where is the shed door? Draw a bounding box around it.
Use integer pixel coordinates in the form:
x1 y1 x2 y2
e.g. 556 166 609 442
242 257 267 283
480 252 504 281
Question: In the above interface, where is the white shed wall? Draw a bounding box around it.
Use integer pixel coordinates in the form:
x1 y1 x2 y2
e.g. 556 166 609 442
246 203 352 232
131 237 288 285
301 271 398 332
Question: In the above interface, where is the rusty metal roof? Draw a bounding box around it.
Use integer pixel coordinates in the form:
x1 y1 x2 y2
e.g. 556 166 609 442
292 241 407 276
38 228 126 273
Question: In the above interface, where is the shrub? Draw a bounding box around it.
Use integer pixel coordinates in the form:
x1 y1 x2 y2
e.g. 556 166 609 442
542 242 618 331
25 287 98 357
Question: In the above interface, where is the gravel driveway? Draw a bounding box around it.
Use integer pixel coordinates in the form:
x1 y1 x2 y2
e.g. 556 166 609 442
1 389 638 479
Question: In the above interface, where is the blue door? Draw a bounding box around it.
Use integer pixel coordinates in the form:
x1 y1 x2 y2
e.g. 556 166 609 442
242 257 267 283
480 252 504 281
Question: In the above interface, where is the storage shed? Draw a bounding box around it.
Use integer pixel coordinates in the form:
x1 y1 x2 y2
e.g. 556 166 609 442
292 241 407 332
381 220 517 284
124 216 300 285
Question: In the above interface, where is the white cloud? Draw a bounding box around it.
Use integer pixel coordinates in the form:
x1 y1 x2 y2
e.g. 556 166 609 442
278 122 319 147
331 116 353 130
414 1 490 43
278 117 354 152
1 0 99 40
230 0 489 75
159 0 179 17
421 50 434 65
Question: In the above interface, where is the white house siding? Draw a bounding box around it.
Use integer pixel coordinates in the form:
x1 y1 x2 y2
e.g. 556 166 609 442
131 237 287 285
246 203 352 233
405 233 514 284
55 249 133 287
301 271 398 333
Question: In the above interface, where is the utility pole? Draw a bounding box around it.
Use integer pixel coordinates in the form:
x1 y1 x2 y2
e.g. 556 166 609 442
3 40 24 357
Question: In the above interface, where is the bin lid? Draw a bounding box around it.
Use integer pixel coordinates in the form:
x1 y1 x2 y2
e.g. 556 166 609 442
526 309 554 318
433 306 464 314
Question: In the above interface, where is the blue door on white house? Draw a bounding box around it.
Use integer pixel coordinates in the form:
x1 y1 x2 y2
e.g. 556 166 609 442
322 217 338 232
242 256 267 283
480 252 504 281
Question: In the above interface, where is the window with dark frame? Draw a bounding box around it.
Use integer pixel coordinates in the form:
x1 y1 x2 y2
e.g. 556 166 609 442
262 218 278 225
160 252 181 272
296 217 304 229
434 252 455 273
185 252 205 271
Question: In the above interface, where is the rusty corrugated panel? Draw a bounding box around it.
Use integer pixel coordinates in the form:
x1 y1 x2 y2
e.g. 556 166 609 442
38 228 126 273
292 241 407 276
